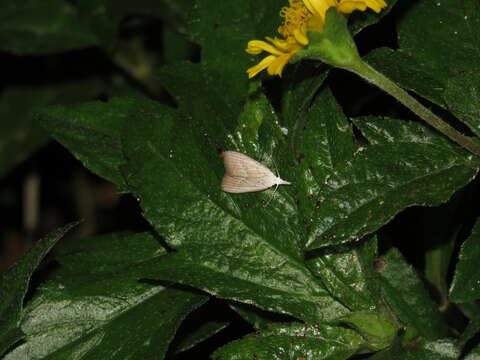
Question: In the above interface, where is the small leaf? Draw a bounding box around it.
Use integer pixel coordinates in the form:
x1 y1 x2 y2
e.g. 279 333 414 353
377 248 449 340
212 323 363 360
449 218 480 303
4 232 208 359
0 0 98 55
0 222 79 358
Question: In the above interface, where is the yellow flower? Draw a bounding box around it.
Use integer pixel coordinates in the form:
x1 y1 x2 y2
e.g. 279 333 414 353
246 0 387 78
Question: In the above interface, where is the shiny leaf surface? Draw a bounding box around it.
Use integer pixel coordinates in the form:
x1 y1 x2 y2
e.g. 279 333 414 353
212 323 363 360
4 232 208 359
0 222 78 357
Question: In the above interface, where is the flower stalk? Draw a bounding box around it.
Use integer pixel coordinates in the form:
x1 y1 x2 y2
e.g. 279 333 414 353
346 60 480 156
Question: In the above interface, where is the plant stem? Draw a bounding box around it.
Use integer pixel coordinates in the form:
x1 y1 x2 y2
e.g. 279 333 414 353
347 60 480 157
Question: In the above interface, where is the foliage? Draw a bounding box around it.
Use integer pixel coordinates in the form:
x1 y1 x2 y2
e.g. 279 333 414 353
1 0 480 359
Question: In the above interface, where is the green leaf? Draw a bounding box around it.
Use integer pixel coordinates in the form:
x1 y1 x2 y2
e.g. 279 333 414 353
369 338 459 360
364 48 446 108
39 97 156 188
4 232 208 359
0 0 98 55
296 87 356 248
377 248 449 340
449 218 480 303
444 70 480 138
307 236 380 312
53 231 165 274
302 108 478 250
0 222 79 358
212 323 363 360
340 311 396 351
396 0 480 96
121 93 348 323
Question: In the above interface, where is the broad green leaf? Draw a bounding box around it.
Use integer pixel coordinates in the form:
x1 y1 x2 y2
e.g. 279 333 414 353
0 0 97 55
369 338 459 360
212 323 363 360
39 97 156 188
0 81 101 178
445 70 480 138
364 48 446 108
4 232 208 360
297 87 356 248
307 236 380 312
303 114 479 250
0 222 78 358
53 231 164 273
449 218 480 302
396 0 480 99
352 116 463 148
122 93 348 323
377 248 449 340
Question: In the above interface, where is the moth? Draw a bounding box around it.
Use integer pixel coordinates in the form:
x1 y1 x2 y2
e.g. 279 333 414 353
221 151 291 193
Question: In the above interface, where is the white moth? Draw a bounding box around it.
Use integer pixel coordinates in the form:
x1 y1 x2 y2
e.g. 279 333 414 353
221 151 291 193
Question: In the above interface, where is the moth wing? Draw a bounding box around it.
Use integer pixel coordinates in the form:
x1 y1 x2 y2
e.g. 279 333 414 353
222 151 276 179
221 175 273 193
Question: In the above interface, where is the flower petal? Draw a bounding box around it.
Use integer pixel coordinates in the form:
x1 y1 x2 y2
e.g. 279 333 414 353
337 1 367 14
267 53 293 77
246 55 277 78
303 0 333 19
246 40 284 56
363 0 388 12
293 26 309 46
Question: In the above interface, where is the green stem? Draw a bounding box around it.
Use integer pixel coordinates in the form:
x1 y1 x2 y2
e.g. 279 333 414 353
347 60 480 157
